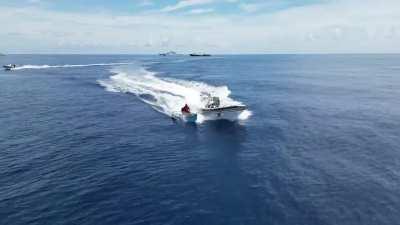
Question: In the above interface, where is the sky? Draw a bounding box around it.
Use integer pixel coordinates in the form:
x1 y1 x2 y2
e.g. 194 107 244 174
0 0 399 54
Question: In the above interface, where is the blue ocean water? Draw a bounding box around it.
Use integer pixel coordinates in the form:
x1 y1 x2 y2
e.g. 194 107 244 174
0 54 399 225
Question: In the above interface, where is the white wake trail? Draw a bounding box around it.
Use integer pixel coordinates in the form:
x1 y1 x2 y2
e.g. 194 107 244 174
13 62 133 70
98 65 251 123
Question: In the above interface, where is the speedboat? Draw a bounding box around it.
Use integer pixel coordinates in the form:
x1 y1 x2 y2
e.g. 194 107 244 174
200 94 247 121
174 95 246 123
3 64 16 70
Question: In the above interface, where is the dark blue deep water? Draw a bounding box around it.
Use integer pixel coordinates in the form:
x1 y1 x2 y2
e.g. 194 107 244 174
1 54 399 225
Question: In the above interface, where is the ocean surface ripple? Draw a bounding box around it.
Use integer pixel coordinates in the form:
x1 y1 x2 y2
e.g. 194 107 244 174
0 54 399 225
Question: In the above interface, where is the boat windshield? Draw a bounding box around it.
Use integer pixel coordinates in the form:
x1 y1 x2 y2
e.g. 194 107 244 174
205 96 220 108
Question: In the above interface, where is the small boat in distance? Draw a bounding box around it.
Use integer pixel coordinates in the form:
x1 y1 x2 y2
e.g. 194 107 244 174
171 104 198 123
189 53 211 57
180 104 197 123
3 64 16 70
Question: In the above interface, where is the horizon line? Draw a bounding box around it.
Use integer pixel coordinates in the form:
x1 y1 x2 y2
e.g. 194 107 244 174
2 52 400 55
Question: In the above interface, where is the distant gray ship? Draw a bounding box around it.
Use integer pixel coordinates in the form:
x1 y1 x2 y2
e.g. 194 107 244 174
189 53 211 57
159 51 177 56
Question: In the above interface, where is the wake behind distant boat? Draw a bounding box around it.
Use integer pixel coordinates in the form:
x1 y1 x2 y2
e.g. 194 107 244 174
2 62 135 71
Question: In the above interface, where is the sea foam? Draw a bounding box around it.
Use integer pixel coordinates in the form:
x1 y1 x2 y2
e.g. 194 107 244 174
98 64 251 123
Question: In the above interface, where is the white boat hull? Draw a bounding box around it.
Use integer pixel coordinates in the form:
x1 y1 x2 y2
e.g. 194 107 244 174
200 106 246 121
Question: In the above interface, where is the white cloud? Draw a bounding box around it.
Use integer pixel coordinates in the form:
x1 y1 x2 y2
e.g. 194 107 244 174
160 0 238 12
187 8 215 14
238 2 290 13
27 0 41 4
161 0 214 12
239 3 263 13
0 0 399 53
139 0 154 7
